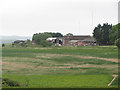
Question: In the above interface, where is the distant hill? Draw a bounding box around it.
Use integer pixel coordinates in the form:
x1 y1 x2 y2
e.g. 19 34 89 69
1 36 32 44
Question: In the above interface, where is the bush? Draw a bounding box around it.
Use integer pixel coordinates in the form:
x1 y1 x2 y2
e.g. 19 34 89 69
115 38 120 48
26 39 31 44
2 78 20 87
12 43 14 47
40 40 52 47
19 42 27 47
2 43 5 47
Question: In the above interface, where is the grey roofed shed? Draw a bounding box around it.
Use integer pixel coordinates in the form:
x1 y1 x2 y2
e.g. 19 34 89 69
14 40 25 44
81 37 96 42
69 40 80 43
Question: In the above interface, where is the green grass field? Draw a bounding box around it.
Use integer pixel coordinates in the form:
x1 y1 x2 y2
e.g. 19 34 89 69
3 75 114 88
2 45 119 88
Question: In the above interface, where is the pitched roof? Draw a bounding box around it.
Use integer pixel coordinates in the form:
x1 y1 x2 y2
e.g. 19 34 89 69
14 40 25 43
81 37 96 42
63 35 91 40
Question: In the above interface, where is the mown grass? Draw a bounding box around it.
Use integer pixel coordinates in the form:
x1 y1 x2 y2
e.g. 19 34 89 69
43 56 118 65
2 75 113 88
2 46 119 88
2 55 118 75
2 46 118 59
3 55 118 65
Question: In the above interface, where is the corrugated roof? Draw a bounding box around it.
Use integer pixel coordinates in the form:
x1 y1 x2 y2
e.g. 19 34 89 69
69 40 79 43
81 37 96 42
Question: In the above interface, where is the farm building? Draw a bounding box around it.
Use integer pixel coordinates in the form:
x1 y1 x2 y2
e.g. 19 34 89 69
62 35 96 46
46 37 62 46
46 35 96 46
13 40 25 44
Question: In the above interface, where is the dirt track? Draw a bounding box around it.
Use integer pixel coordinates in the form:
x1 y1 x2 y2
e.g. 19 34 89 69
1 54 118 69
1 61 118 69
108 75 118 86
36 54 118 63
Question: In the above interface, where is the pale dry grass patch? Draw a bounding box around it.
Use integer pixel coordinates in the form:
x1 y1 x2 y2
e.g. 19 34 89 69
2 61 34 70
34 47 52 50
36 53 118 62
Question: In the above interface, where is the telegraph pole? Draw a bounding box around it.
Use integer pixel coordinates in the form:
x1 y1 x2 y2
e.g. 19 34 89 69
91 9 93 31
79 21 80 35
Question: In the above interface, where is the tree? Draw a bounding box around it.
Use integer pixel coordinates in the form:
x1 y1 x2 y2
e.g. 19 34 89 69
93 24 102 45
32 33 52 45
44 32 63 37
66 33 73 36
101 23 112 45
93 23 112 45
115 38 120 48
109 23 120 44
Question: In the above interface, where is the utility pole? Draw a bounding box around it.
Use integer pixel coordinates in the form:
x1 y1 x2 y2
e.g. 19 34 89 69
79 21 80 35
91 9 93 31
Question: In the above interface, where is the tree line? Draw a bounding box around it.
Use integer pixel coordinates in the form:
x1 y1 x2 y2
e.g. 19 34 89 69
32 32 63 47
32 23 120 47
3 23 119 48
93 23 120 48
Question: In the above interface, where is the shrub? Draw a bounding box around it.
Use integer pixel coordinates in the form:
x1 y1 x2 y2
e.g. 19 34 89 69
12 43 14 47
19 42 27 47
2 78 20 87
40 40 52 47
2 43 5 47
115 38 120 48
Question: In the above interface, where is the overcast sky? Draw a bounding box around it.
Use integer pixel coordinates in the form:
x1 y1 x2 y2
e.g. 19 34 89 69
0 0 119 37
